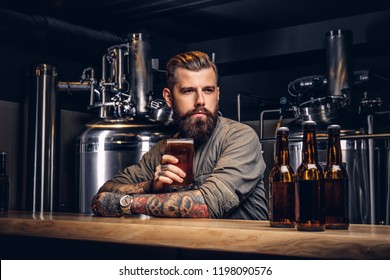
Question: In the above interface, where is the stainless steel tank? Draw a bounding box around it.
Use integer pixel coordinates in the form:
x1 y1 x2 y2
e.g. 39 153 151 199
77 118 172 213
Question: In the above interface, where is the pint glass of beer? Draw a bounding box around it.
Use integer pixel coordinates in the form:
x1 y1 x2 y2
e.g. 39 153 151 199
166 138 194 190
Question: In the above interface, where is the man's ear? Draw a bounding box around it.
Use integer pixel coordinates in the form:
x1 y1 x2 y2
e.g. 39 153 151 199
163 88 173 108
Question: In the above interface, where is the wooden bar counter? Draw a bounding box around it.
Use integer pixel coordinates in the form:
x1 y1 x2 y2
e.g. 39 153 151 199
1 211 389 259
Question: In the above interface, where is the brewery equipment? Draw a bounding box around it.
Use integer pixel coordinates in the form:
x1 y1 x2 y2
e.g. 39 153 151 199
71 33 172 213
77 118 171 213
259 29 390 225
28 33 173 213
25 64 58 212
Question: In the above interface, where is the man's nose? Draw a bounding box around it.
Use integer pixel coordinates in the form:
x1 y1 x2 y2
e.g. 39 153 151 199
196 92 205 106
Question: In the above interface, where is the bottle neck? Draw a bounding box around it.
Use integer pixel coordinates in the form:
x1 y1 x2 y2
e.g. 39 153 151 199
0 154 6 175
276 134 290 165
327 133 342 165
302 130 318 163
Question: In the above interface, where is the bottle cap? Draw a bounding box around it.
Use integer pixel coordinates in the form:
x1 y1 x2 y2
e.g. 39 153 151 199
302 120 316 126
277 127 289 132
327 124 341 130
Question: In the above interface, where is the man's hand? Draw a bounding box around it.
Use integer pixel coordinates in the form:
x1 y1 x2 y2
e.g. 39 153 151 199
153 154 187 192
91 192 123 216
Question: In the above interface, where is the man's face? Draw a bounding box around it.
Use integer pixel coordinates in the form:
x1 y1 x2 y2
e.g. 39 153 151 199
163 68 220 144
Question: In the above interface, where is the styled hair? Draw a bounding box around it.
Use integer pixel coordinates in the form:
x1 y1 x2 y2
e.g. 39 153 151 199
166 51 218 90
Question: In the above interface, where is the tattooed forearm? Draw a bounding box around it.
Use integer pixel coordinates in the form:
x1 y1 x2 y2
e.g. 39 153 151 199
91 192 123 216
91 188 210 218
132 190 210 218
98 180 152 194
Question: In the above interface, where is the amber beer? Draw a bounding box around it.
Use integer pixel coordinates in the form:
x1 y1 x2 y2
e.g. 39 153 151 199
269 127 295 228
324 124 349 229
167 138 194 189
295 121 325 231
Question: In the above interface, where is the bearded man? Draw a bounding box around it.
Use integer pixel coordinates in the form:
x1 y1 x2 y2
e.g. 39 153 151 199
91 51 268 220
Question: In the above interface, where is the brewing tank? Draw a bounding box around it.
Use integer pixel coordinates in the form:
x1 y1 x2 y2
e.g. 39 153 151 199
77 117 172 213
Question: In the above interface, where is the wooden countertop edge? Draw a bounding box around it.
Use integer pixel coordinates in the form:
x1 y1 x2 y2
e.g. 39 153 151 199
1 213 390 259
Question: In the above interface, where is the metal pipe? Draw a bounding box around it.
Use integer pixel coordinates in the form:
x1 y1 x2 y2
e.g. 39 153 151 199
260 109 281 139
29 64 57 213
367 115 375 224
237 93 241 122
101 54 108 118
128 33 153 117
326 30 353 97
107 45 127 92
57 82 91 92
237 92 265 123
117 47 124 91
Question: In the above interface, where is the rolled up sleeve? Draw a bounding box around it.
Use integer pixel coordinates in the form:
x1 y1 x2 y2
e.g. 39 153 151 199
199 123 266 218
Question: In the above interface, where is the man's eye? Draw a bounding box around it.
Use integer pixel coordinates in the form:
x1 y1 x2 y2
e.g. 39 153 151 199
204 88 214 94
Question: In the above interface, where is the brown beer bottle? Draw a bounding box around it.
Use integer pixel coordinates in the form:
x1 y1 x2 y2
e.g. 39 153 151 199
323 124 349 229
269 127 295 228
295 121 325 231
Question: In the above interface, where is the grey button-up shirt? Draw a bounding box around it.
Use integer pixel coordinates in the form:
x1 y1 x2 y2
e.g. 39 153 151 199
110 117 268 220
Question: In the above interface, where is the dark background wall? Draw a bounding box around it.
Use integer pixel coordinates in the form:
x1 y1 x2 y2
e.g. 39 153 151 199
1 6 390 212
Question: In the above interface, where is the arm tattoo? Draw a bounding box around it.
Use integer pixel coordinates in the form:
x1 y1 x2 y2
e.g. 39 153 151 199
92 188 210 218
98 180 152 195
132 190 210 218
91 192 123 216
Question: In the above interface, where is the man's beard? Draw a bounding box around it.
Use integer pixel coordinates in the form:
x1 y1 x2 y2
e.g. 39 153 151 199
172 104 219 146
